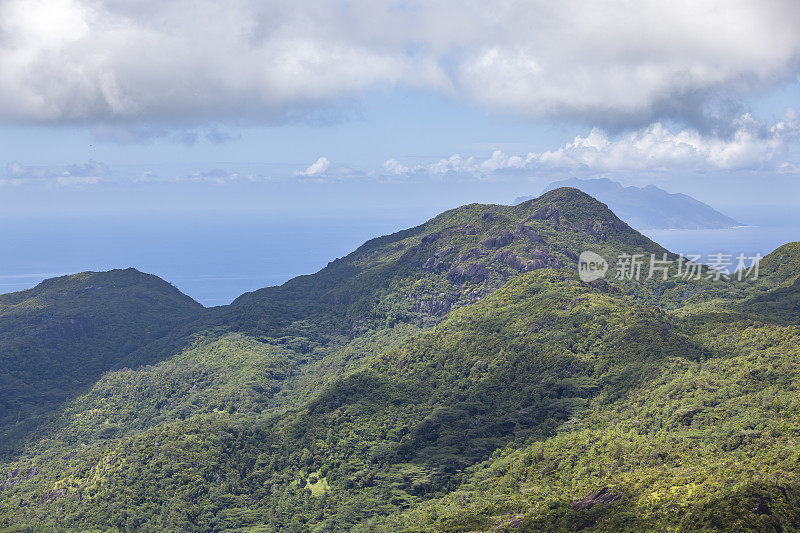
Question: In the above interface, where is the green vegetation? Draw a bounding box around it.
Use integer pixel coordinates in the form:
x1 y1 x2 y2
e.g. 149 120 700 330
1 188 800 531
0 268 202 457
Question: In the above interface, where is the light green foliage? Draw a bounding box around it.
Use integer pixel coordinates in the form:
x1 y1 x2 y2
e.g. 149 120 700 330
2 191 800 532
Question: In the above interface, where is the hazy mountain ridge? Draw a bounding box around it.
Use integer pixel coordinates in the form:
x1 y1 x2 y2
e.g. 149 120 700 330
514 178 741 230
0 189 799 531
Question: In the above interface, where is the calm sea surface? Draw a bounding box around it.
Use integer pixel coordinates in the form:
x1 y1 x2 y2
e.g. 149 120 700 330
0 209 436 306
1 206 798 306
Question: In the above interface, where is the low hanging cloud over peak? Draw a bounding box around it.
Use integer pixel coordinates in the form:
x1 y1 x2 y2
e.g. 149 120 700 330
0 1 798 129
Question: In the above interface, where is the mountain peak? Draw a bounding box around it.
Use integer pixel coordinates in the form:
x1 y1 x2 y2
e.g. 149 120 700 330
534 185 603 205
514 177 741 230
528 186 615 215
1 268 200 309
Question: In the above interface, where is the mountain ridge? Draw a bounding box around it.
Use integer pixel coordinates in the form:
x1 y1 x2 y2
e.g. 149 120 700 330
1 189 799 531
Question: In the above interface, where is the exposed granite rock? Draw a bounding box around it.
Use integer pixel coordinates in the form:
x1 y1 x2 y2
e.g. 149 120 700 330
492 250 540 272
456 248 489 262
422 257 452 274
447 263 489 284
513 223 545 244
37 488 64 504
526 205 561 228
570 487 622 512
479 230 515 248
2 467 38 491
413 292 459 316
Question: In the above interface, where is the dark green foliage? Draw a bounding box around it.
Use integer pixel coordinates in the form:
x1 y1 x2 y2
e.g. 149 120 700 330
0 268 202 457
758 241 800 283
2 190 800 532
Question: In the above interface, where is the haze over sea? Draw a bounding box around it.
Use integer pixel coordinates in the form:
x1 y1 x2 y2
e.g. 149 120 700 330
1 205 798 307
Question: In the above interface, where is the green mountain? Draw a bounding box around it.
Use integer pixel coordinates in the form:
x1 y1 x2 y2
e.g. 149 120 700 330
514 178 742 230
0 188 798 532
0 268 203 457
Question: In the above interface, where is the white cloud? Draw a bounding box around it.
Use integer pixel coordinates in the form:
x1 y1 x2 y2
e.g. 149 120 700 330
537 114 799 171
294 156 364 181
429 154 478 175
381 159 410 176
0 1 798 128
0 0 441 125
297 157 331 177
4 116 798 188
479 150 536 172
395 114 800 178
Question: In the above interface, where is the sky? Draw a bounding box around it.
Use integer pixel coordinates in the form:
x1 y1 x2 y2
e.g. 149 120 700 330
1 0 800 215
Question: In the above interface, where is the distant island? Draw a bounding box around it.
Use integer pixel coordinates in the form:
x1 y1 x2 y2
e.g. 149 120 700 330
513 177 742 230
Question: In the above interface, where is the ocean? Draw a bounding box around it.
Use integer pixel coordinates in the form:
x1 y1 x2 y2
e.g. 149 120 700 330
644 206 800 261
1 205 798 307
0 209 437 306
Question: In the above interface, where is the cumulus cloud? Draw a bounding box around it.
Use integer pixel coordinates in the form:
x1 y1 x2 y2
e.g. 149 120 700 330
537 114 799 171
294 156 363 180
381 159 410 176
297 157 332 177
428 154 478 176
0 1 798 129
401 114 800 178
0 0 440 125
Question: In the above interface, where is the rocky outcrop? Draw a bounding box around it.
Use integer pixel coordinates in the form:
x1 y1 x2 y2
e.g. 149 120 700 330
513 223 545 244
526 205 561 228
413 292 459 316
480 230 514 248
492 250 539 272
421 246 458 273
422 257 451 274
570 487 622 511
456 248 489 262
447 263 489 284
2 467 38 490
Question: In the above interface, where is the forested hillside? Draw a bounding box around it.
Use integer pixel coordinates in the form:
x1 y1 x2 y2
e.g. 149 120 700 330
0 269 203 457
1 189 798 532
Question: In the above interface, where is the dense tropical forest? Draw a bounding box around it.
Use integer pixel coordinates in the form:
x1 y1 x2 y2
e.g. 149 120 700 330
2 187 800 531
